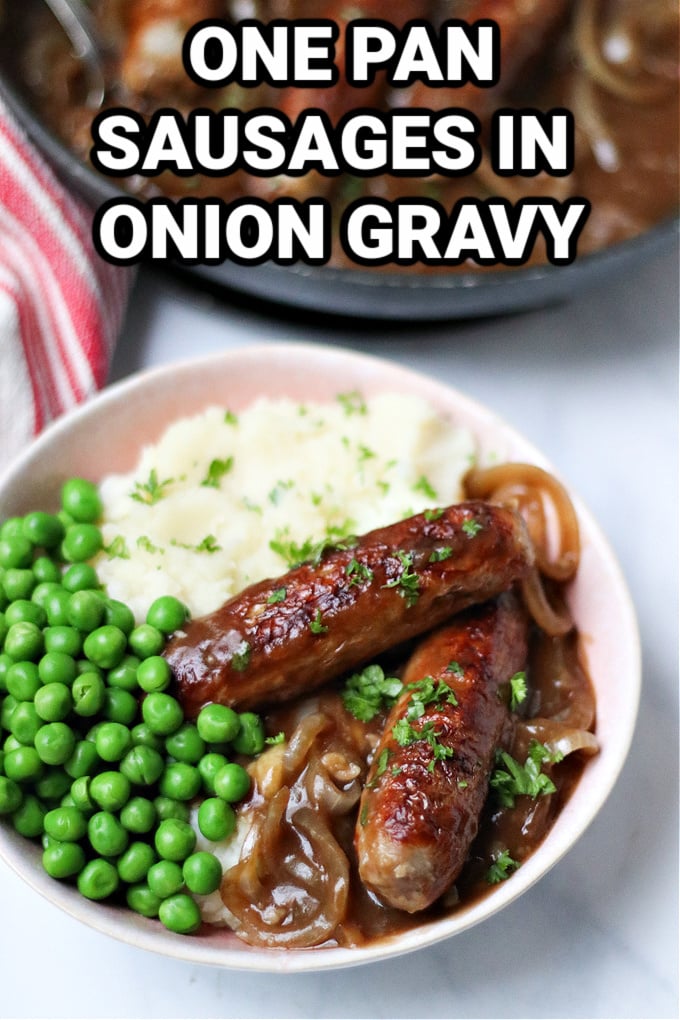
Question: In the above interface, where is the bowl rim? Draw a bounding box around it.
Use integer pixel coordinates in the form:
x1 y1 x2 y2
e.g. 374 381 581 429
0 342 642 971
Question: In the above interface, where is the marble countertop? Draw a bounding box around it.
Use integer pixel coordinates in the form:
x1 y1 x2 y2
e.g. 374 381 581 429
1 247 678 1019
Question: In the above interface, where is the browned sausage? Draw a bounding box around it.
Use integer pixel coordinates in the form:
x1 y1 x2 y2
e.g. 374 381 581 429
355 592 527 913
165 500 533 716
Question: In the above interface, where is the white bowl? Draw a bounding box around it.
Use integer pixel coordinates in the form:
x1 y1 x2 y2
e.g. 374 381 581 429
0 342 640 972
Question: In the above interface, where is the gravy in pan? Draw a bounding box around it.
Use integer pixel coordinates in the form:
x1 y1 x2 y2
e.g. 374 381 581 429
19 0 679 269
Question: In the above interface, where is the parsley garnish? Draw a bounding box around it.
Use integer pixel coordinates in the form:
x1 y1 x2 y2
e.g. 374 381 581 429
137 535 163 555
201 457 233 489
130 469 174 506
383 550 420 607
195 534 221 553
424 507 444 522
413 475 437 500
359 803 369 826
509 671 528 711
267 587 287 605
462 518 483 537
265 731 285 745
490 740 563 808
342 664 404 722
269 529 355 569
367 747 392 788
358 444 376 463
428 546 452 563
391 678 458 772
345 558 374 586
104 535 130 560
268 479 294 505
486 850 520 884
337 390 367 416
231 641 251 672
224 410 238 425
446 661 464 677
309 609 328 635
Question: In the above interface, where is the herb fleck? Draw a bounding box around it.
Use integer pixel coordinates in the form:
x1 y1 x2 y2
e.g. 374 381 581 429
413 475 437 500
337 390 367 417
137 535 163 555
486 850 520 885
130 469 174 506
345 558 374 587
490 740 563 808
446 661 464 677
342 664 404 722
428 546 453 563
224 410 238 426
265 731 285 745
268 479 294 505
424 507 444 522
104 535 130 560
383 550 420 607
309 609 328 635
462 518 483 538
267 587 287 605
231 641 251 672
509 671 528 711
201 457 233 489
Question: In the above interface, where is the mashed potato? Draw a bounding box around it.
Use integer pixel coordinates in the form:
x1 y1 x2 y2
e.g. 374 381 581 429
95 392 476 622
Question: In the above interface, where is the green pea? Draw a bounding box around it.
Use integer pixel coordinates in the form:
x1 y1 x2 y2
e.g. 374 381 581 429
34 683 73 722
102 687 138 726
136 656 171 693
61 478 102 524
183 851 222 896
196 753 227 795
103 599 135 636
71 672 106 717
5 599 46 629
6 662 41 701
130 723 164 752
0 653 13 692
120 796 157 834
88 811 129 857
0 518 24 541
4 746 43 782
44 626 83 658
35 768 72 802
146 596 189 636
89 771 131 812
66 590 105 633
159 763 201 802
22 512 64 549
95 722 133 763
83 625 127 670
44 805 88 842
154 818 196 861
120 745 164 787
147 859 184 898
77 858 119 900
34 722 76 766
196 704 240 745
76 658 104 678
4 622 44 661
43 588 71 627
158 893 201 935
31 582 62 611
233 713 266 756
60 792 76 809
1 693 18 731
117 841 158 884
128 624 165 659
43 840 86 879
107 657 140 692
62 523 103 563
142 692 183 736
0 535 33 570
70 776 95 813
0 776 23 813
0 613 6 648
3 569 36 601
197 798 236 842
61 562 99 593
32 557 61 584
3 734 21 753
165 723 205 765
153 796 190 823
38 651 77 687
13 794 46 838
126 883 162 918
213 762 250 803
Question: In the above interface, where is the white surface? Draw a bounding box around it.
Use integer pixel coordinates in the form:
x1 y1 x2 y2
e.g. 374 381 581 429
1 250 678 1019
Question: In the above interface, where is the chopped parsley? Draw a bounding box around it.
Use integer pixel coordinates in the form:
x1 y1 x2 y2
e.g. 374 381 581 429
423 507 444 522
267 587 287 605
486 850 520 884
170 535 221 554
269 529 355 569
224 410 238 425
446 661 464 677
137 535 163 555
490 740 563 808
104 535 130 560
201 457 233 489
265 731 285 745
392 718 455 773
345 558 374 586
383 549 420 607
428 546 453 563
342 664 404 722
413 475 438 500
358 444 376 463
309 609 328 635
231 641 251 672
359 803 369 827
130 469 174 506
367 747 392 788
391 677 458 773
268 479 294 505
509 671 528 711
337 389 367 416
462 518 483 538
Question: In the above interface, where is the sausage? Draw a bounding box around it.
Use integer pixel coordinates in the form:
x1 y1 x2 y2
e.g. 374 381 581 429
355 592 527 913
165 500 533 715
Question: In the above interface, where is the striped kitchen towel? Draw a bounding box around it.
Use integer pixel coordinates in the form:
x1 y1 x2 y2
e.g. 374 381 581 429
0 94 133 472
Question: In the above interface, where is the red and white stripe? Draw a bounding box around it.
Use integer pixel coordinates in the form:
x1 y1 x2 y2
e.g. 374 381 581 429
0 96 132 469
